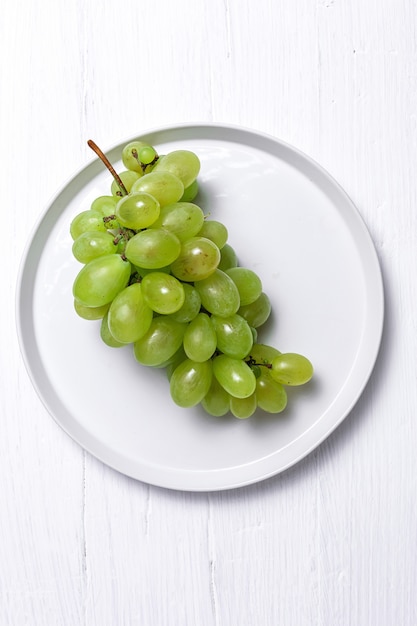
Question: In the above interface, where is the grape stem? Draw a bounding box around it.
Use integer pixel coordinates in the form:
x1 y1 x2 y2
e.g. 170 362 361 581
245 357 272 369
131 147 159 172
87 139 128 196
113 227 136 252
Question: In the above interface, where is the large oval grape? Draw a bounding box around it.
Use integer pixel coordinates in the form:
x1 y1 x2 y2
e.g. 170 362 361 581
212 355 256 399
226 267 262 306
72 230 117 264
195 269 240 316
73 255 131 307
133 317 186 367
270 353 314 385
183 313 217 362
70 210 107 240
256 372 287 413
170 237 220 282
150 202 205 242
108 283 153 344
211 314 253 359
125 228 181 269
141 272 185 314
170 359 212 408
153 150 200 188
130 171 184 207
115 192 160 229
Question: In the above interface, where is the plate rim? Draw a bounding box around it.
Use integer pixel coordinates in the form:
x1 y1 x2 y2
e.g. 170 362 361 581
15 122 385 491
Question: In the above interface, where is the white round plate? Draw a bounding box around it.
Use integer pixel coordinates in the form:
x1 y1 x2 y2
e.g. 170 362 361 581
16 124 384 491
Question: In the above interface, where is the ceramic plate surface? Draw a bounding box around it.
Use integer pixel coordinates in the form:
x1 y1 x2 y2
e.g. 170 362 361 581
16 124 384 491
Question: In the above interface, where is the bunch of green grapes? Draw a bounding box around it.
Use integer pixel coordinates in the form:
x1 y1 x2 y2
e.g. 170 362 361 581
71 139 313 419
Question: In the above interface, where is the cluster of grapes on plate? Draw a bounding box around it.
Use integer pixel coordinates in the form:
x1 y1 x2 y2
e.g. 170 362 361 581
70 139 313 419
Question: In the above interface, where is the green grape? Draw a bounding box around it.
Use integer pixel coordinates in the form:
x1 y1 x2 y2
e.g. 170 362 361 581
130 171 184 207
218 243 238 271
197 220 228 249
141 272 185 314
115 192 160 229
179 179 199 202
211 313 253 359
170 237 220 282
100 311 126 348
89 196 119 229
122 141 149 172
170 359 212 408
238 292 271 328
230 394 257 419
73 255 131 307
201 377 231 416
74 300 110 320
250 327 258 343
167 284 201 323
108 283 153 344
133 317 186 367
90 195 118 215
226 267 262 306
70 210 107 240
138 145 157 165
248 343 281 366
194 269 240 316
212 355 256 399
256 371 287 413
270 353 314 386
111 170 141 196
153 150 200 188
183 313 217 362
150 202 204 242
125 229 181 269
72 231 117 264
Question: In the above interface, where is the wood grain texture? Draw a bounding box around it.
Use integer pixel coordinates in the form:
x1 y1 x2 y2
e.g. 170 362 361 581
1 0 416 624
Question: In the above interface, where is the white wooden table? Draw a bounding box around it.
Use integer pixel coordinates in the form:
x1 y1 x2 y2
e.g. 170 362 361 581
2 1 416 624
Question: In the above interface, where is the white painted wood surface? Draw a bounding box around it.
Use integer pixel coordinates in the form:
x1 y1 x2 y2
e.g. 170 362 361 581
1 0 416 623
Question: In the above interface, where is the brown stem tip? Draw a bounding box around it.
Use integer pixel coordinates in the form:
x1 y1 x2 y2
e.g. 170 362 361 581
87 139 128 196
